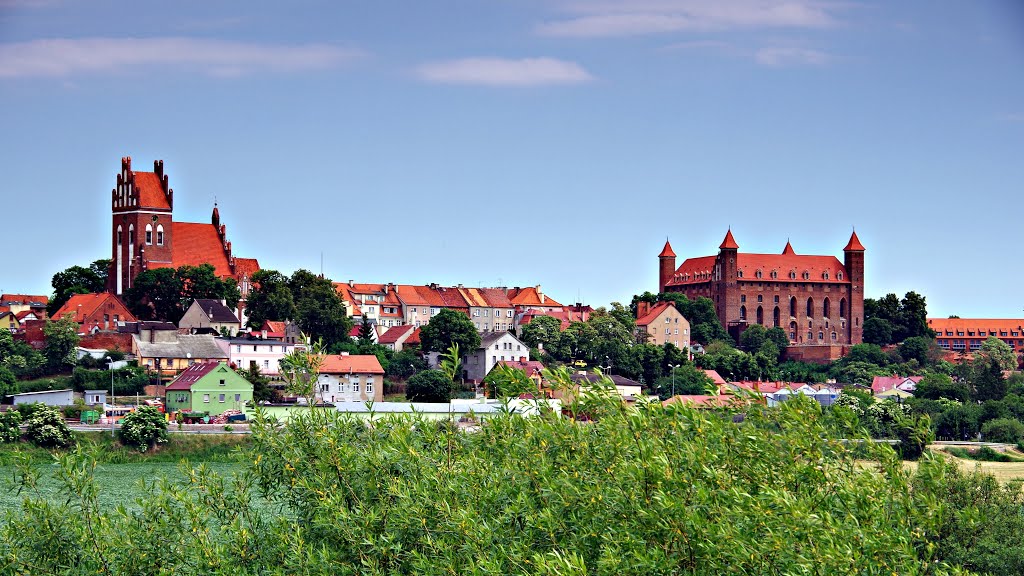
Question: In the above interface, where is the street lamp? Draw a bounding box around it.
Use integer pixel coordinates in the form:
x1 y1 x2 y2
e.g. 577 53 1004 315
669 364 679 398
107 358 115 436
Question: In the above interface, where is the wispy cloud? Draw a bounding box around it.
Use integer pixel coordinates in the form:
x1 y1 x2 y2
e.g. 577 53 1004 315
0 37 363 78
416 57 593 86
537 0 840 37
755 46 830 66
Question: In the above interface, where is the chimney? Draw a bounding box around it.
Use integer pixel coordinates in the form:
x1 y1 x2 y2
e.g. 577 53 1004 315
383 284 388 295
348 280 354 287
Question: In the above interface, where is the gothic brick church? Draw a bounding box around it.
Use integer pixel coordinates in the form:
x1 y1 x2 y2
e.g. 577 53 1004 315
659 229 865 357
107 156 259 297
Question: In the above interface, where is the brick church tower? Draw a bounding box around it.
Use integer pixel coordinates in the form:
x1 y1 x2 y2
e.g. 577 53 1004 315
108 157 174 295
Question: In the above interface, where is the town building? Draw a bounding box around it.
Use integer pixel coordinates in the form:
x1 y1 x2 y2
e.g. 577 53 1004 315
659 230 865 362
106 157 259 300
165 361 253 416
0 294 48 318
132 333 229 380
378 324 417 351
927 318 1024 353
257 320 302 343
50 292 136 334
1 310 20 332
464 331 530 383
316 353 385 403
179 299 241 336
635 301 690 349
217 337 300 376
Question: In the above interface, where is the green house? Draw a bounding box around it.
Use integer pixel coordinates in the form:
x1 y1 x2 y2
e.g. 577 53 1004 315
165 361 253 416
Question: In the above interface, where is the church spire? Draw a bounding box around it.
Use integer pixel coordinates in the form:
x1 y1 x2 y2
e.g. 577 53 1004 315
212 201 220 228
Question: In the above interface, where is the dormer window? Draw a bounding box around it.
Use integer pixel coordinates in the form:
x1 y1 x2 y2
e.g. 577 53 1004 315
737 270 743 278
802 271 810 280
822 271 829 280
770 270 778 279
755 269 763 279
837 272 843 280
789 271 797 279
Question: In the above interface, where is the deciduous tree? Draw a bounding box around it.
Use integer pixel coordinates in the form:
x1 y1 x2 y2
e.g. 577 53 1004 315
420 309 480 354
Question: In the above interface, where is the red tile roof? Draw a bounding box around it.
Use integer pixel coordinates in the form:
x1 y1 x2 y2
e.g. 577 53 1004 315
782 240 795 255
659 240 676 258
0 294 48 306
636 302 676 326
261 321 287 337
663 394 746 408
666 254 849 287
378 324 415 344
497 359 546 375
719 229 739 250
131 171 172 211
320 354 385 375
405 327 421 346
507 286 562 308
150 222 233 278
234 258 260 278
51 293 136 324
166 361 223 391
478 288 513 308
703 370 727 386
435 287 469 309
927 318 1024 337
396 284 431 306
843 231 865 251
15 310 36 321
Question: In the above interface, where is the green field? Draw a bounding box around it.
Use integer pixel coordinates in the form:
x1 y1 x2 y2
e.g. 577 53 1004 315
0 460 249 513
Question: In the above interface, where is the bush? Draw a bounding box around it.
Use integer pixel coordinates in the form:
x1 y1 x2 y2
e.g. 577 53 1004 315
0 410 22 443
405 370 453 403
981 417 1024 444
118 406 168 450
71 366 150 395
15 402 43 419
25 406 75 449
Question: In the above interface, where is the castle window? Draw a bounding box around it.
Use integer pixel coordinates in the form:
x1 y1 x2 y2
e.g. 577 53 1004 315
790 297 797 317
741 295 746 303
737 270 743 278
774 295 779 304
770 270 778 279
756 306 763 325
773 307 780 327
755 270 763 279
837 272 843 280
831 332 837 341
823 298 830 318
839 298 847 318
145 224 153 245
789 271 797 279
802 271 810 280
818 331 824 341
740 306 747 321
807 331 813 341
806 297 814 317
156 225 164 245
822 271 829 280
757 295 763 303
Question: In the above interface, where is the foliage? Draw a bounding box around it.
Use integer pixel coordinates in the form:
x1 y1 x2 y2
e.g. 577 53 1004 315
237 365 276 403
899 336 941 367
633 292 729 345
47 258 110 316
980 417 1024 444
863 291 934 345
289 269 353 348
0 365 16 398
967 355 1007 402
438 343 462 383
979 336 1018 371
42 316 80 369
519 315 562 352
420 308 480 354
944 445 1020 462
0 410 22 443
863 317 895 346
484 364 538 399
651 364 715 399
0 328 46 380
385 349 427 380
357 315 375 343
71 366 150 395
405 369 453 402
244 269 297 329
124 263 238 323
279 337 327 405
914 373 970 402
118 406 169 450
24 405 75 449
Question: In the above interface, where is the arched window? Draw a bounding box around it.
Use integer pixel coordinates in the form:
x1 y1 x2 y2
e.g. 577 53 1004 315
802 271 810 280
737 270 743 278
757 295 763 303
116 225 122 245
806 297 814 317
807 330 813 341
831 331 837 341
156 224 164 246
770 270 778 279
823 298 831 318
839 298 847 318
823 271 829 280
789 271 797 279
818 331 824 341
837 272 843 280
740 306 747 321
756 306 764 325
145 224 153 245
789 296 797 317
789 321 797 341
773 307 780 327
755 269 763 279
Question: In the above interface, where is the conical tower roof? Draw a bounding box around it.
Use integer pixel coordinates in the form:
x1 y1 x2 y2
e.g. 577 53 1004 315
843 230 865 251
782 240 796 255
659 239 676 258
719 229 739 250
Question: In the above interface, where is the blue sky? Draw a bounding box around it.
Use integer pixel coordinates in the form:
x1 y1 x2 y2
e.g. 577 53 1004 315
1 0 1022 318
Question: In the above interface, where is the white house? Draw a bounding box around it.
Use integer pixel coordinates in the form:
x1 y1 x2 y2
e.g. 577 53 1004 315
463 331 530 383
217 337 301 376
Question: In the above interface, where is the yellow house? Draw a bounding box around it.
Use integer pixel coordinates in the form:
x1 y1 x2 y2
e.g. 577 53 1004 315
0 311 20 332
635 301 691 349
132 333 229 380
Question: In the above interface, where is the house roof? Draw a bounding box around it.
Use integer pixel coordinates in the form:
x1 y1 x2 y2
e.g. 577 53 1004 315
378 324 415 344
435 286 469 309
261 320 287 337
507 286 562 308
51 293 135 324
320 354 385 374
782 240 796 255
478 288 513 308
149 222 233 278
636 302 677 326
166 361 223 390
0 294 48 306
569 372 643 388
130 171 172 211
843 230 866 252
405 327 421 346
703 370 727 386
497 359 546 375
190 299 239 324
234 258 260 278
395 284 431 307
927 318 1024 337
871 375 922 394
658 240 676 258
15 310 36 321
134 334 229 360
479 330 521 349
666 253 849 287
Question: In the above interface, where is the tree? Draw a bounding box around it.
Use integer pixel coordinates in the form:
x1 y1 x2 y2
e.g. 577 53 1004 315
739 325 767 353
863 291 934 345
0 365 17 398
520 315 561 352
178 264 239 309
239 365 276 403
979 337 1018 372
244 269 296 329
652 364 714 399
124 267 182 321
607 302 635 333
48 259 109 316
558 321 598 364
406 369 453 402
42 316 80 369
899 336 940 367
119 406 169 450
898 291 933 341
632 343 665 386
290 270 352 347
0 409 21 443
765 327 789 355
970 355 1008 402
25 405 74 448
386 349 427 380
981 418 1024 444
842 343 889 367
914 373 970 403
420 309 480 354
863 317 895 346
483 364 537 399
357 316 375 344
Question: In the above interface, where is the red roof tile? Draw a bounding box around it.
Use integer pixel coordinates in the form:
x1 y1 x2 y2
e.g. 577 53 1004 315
843 231 865 251
0 294 48 306
719 229 739 250
666 253 849 287
131 171 172 211
636 302 676 326
782 240 796 255
396 285 431 306
927 318 1024 338
166 361 223 390
234 258 260 277
162 222 233 278
497 359 546 375
378 324 415 344
659 240 676 258
320 354 385 375
507 286 562 308
871 375 922 394
663 394 745 408
405 327 421 346
52 293 136 324
435 287 469 309
478 288 513 308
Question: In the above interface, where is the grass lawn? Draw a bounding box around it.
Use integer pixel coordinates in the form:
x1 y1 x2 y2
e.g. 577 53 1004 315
0 461 249 513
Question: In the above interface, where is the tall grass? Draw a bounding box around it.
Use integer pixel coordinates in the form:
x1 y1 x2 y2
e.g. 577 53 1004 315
0 431 251 465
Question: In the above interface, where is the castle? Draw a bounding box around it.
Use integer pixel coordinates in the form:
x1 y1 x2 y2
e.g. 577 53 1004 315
107 156 259 297
659 230 865 360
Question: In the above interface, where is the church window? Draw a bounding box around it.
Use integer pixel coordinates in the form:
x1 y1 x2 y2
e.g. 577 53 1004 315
145 224 153 245
156 225 164 245
116 226 122 245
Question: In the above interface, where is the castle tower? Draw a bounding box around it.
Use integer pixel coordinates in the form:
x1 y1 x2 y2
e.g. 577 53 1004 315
715 229 740 330
843 230 866 345
108 157 174 295
658 240 676 294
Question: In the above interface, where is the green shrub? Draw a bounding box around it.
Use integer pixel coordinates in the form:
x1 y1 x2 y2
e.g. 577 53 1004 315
945 446 1015 462
405 369 453 403
15 402 42 419
0 410 22 443
981 417 1024 444
24 405 74 449
118 406 168 450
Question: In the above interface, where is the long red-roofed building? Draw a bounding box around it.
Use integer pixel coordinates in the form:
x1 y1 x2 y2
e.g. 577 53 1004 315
659 230 865 360
107 157 259 298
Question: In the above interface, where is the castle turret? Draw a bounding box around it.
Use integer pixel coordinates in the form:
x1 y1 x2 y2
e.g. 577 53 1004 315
658 239 676 294
716 228 740 333
843 230 866 344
